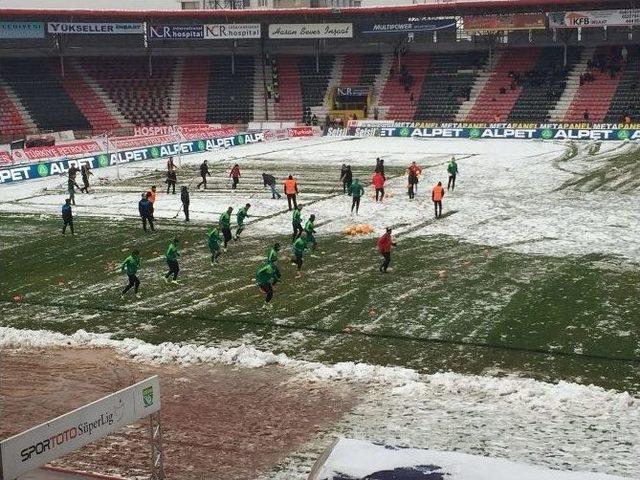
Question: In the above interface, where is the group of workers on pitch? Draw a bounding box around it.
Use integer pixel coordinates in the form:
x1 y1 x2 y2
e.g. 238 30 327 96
62 155 459 309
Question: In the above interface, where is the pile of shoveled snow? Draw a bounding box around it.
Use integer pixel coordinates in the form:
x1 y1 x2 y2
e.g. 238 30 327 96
1 326 637 412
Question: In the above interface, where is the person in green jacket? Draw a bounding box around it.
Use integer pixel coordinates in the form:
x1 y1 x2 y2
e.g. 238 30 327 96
163 238 180 283
292 204 303 241
447 157 459 191
267 242 282 279
256 262 278 309
206 227 222 264
292 233 308 276
120 249 141 299
219 207 233 250
348 179 365 214
304 214 317 250
235 203 251 240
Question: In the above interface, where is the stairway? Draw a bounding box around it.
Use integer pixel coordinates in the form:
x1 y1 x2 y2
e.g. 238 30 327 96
370 54 394 119
56 59 123 132
378 53 430 121
0 80 35 138
456 52 497 122
70 59 130 129
548 47 594 122
0 58 91 132
274 55 303 121
253 56 267 122
178 56 210 125
311 54 342 121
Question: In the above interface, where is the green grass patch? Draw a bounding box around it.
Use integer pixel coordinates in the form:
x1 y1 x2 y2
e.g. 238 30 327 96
1 213 639 393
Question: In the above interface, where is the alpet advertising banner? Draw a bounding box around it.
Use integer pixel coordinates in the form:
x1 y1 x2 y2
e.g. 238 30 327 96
548 9 640 28
0 377 160 480
205 23 261 39
0 22 44 39
344 125 640 141
463 13 547 31
0 132 265 184
360 18 456 34
149 25 204 39
268 23 353 39
47 22 144 35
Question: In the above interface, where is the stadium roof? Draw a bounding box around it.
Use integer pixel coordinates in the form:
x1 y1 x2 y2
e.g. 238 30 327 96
0 0 629 19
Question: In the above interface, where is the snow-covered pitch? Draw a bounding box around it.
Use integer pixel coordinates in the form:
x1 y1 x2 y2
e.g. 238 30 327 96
2 137 639 260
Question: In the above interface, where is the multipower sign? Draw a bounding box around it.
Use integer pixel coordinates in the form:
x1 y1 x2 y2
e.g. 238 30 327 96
0 132 265 185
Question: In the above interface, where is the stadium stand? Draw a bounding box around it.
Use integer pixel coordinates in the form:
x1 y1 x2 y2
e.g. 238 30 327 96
0 81 33 138
414 51 487 122
78 57 176 127
2 45 639 135
465 48 541 122
177 57 210 125
0 59 91 132
378 53 429 120
298 55 335 121
56 59 124 132
273 55 304 121
508 47 581 122
206 56 255 124
605 45 640 122
0 0 638 139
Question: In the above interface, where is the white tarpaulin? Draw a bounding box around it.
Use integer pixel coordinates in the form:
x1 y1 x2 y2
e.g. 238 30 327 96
0 376 160 480
308 438 631 480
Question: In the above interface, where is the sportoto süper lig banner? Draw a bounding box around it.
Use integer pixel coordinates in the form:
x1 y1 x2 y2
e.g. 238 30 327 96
0 377 160 480
0 132 266 185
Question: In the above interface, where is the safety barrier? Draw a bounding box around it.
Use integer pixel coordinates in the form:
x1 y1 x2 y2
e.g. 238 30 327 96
0 131 265 185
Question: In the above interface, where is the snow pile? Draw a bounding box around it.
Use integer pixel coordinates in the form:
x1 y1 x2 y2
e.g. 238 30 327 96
0 326 416 384
426 372 637 413
3 328 639 478
1 326 636 410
